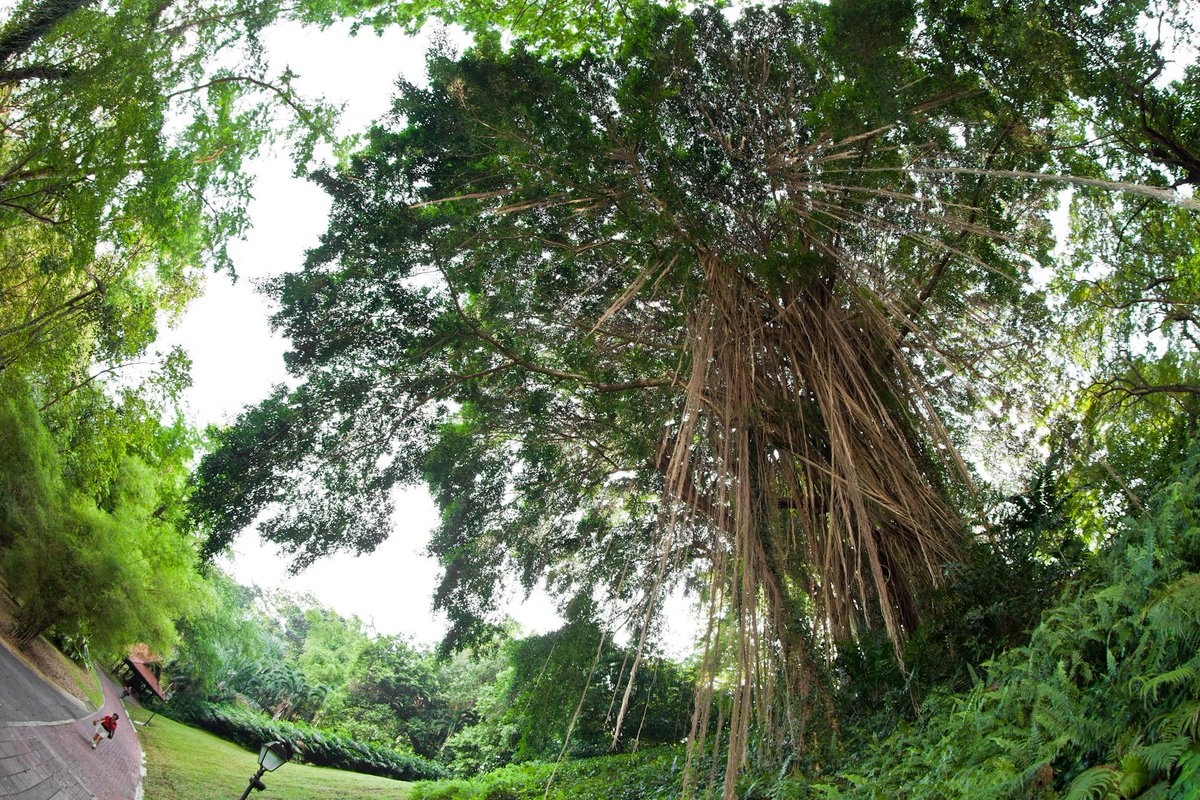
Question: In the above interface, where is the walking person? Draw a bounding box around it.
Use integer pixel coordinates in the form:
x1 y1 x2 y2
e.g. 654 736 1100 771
90 712 119 749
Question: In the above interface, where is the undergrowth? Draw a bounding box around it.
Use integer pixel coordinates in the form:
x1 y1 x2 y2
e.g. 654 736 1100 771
770 440 1200 799
413 442 1200 799
408 747 686 800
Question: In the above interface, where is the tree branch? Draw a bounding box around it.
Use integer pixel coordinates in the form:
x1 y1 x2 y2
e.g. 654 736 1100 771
165 75 316 129
0 64 70 82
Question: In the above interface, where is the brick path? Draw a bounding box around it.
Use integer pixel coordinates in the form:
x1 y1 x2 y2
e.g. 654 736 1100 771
0 643 142 800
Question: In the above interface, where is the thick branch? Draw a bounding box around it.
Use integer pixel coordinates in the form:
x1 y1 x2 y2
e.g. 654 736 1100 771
0 64 70 82
1093 380 1200 399
38 360 146 412
165 75 317 129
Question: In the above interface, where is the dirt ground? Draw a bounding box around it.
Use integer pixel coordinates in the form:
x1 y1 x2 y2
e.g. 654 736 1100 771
0 578 97 706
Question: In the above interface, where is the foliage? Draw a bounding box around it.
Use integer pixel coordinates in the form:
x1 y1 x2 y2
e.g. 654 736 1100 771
48 624 91 663
408 747 687 800
495 604 693 763
169 571 272 700
905 452 1090 699
296 606 369 690
927 0 1200 488
764 434 1200 799
409 432 1200 798
169 580 358 724
159 697 448 781
327 633 446 757
920 0 1199 188
437 609 694 776
0 0 345 450
833 452 1092 730
343 0 677 54
0 372 202 658
0 0 340 269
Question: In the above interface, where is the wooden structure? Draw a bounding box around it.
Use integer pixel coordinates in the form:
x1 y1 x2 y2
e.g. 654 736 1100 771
112 643 168 701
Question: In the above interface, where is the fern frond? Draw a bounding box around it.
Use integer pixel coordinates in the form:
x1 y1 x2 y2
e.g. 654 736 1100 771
1170 745 1200 798
1135 780 1169 800
1137 665 1200 705
1139 737 1191 775
1154 700 1200 742
987 735 1023 757
1117 751 1150 797
1064 765 1119 800
1143 575 1200 640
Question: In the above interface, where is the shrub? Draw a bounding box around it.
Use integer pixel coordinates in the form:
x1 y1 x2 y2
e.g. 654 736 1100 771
158 699 446 781
408 748 685 800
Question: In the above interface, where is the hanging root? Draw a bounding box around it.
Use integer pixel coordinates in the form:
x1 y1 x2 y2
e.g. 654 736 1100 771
641 246 967 798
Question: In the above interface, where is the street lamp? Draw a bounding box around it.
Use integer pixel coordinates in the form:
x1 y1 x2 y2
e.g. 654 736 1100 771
237 741 293 800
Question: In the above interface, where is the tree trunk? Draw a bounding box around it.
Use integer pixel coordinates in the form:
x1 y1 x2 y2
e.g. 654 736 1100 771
15 616 50 646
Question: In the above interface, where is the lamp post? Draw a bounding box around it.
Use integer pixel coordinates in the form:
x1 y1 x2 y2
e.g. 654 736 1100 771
237 741 293 800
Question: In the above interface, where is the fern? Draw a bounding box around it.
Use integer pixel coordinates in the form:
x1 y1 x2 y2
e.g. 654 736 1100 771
1169 746 1200 799
757 441 1200 800
1117 751 1151 797
1064 765 1120 800
1155 700 1200 741
1138 781 1171 800
1143 575 1200 642
1139 737 1192 775
1139 664 1200 705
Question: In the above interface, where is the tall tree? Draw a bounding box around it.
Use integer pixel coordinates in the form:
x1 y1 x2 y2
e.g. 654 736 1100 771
190 1 1200 793
0 372 202 655
189 1 1074 780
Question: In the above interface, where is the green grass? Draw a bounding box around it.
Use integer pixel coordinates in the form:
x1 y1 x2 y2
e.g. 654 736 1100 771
76 664 103 708
127 706 414 799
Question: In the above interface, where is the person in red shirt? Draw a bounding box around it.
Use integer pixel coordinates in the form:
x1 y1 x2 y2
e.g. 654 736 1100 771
90 712 119 749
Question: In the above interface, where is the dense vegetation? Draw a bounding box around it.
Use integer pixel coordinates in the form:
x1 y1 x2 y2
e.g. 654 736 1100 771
130 703 416 800
1 0 1198 797
148 575 693 777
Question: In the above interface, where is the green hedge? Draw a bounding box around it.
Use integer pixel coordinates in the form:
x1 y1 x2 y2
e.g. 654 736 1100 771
161 698 446 782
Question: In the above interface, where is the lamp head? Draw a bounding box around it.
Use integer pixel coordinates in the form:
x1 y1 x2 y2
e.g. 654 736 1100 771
257 741 292 772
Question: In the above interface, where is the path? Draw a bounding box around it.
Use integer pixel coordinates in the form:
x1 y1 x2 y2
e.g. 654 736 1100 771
0 640 142 799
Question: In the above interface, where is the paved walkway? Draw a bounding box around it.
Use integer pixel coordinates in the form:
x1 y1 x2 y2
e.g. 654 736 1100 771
0 641 142 800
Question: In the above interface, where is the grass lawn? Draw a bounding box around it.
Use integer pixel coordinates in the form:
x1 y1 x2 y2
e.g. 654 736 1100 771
127 706 414 799
75 664 103 708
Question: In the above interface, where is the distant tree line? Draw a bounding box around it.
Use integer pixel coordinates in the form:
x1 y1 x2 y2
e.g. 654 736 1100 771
164 576 695 775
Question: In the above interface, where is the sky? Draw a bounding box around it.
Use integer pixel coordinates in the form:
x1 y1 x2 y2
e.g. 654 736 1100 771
160 20 574 646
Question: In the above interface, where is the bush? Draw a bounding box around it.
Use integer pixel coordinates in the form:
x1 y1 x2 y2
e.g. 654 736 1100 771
158 698 446 782
753 439 1200 799
408 748 686 800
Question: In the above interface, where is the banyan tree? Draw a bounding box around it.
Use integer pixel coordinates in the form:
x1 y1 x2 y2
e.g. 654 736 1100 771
190 2 1199 795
